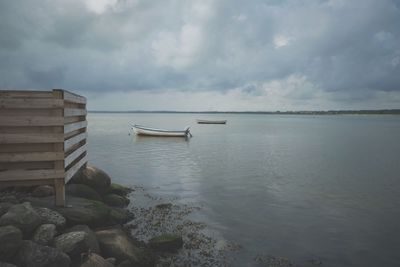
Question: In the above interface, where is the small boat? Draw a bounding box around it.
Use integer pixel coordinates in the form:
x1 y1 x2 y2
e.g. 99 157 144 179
196 119 227 124
132 124 192 137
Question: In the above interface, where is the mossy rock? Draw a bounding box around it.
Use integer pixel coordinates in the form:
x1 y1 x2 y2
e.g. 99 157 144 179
149 234 183 252
66 184 102 201
70 166 111 194
109 183 133 197
103 194 130 207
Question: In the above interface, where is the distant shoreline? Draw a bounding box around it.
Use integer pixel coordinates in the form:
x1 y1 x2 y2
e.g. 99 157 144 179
89 109 400 115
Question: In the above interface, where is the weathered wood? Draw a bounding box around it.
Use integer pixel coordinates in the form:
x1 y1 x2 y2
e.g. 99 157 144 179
64 116 85 124
64 121 87 134
0 91 53 98
0 152 64 162
0 99 64 109
0 116 64 126
64 132 87 152
64 108 87 117
65 144 87 167
54 178 65 206
0 143 56 153
65 154 88 182
0 133 64 144
0 179 54 187
0 169 64 181
57 90 87 104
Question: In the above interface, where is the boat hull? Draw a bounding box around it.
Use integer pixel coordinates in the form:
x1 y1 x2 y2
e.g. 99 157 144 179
133 125 190 137
197 119 227 124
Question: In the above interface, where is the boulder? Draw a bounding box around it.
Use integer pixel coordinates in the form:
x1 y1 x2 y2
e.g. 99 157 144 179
103 194 130 207
32 186 54 198
0 225 22 261
109 183 133 196
0 262 17 267
96 228 154 266
70 166 111 194
33 207 66 230
54 231 98 261
0 203 13 217
0 202 42 237
117 260 132 267
32 224 57 246
66 184 102 201
64 225 100 254
148 234 183 252
80 253 114 267
15 240 70 267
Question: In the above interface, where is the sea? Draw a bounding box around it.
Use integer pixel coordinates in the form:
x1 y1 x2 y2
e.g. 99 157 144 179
87 113 400 267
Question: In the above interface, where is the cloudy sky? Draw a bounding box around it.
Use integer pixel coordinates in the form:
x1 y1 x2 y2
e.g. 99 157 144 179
1 0 399 111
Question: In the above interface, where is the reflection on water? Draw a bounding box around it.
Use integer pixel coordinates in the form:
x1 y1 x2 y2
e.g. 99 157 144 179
88 113 400 267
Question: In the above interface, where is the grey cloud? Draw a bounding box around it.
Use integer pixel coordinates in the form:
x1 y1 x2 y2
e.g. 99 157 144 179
0 0 399 102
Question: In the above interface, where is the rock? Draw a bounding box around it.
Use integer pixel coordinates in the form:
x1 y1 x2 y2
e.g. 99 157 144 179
155 203 173 209
70 166 111 194
27 196 129 227
54 231 98 261
103 194 130 207
64 225 100 254
0 202 42 237
81 253 114 267
16 240 70 267
109 183 133 196
106 257 117 265
117 260 132 267
32 224 57 246
96 228 154 266
33 207 66 230
0 262 17 267
0 196 18 205
0 225 22 261
0 203 13 217
66 184 102 201
149 234 183 252
32 186 54 198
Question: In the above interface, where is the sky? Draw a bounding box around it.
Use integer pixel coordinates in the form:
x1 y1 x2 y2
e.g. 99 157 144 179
0 0 399 111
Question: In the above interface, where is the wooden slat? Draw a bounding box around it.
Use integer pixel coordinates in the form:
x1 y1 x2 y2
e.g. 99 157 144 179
0 116 63 126
0 99 64 109
64 108 87 117
58 90 87 104
64 132 87 151
65 154 88 182
0 169 64 181
0 179 55 187
0 152 64 162
64 116 85 124
64 121 87 134
0 133 64 144
65 144 87 167
0 91 53 98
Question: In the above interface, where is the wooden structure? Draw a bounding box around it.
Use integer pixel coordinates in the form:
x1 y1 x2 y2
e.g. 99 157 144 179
0 89 88 206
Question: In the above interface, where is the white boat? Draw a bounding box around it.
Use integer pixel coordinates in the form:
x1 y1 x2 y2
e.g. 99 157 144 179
196 119 227 124
132 124 192 137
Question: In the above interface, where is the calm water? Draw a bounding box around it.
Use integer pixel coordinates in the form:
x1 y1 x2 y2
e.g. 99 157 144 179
87 113 400 267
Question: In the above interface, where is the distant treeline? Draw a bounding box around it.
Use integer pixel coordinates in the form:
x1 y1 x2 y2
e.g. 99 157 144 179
89 109 400 115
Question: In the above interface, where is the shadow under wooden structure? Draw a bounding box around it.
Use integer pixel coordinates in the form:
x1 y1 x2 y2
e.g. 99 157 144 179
0 89 88 206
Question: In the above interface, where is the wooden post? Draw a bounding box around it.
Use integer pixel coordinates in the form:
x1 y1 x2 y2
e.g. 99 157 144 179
52 90 65 206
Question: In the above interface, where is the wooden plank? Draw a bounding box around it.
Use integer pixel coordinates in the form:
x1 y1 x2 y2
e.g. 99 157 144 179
64 132 87 152
64 108 87 117
0 116 63 126
0 179 55 187
65 154 87 182
54 178 65 206
64 121 87 134
64 116 85 124
0 99 64 109
0 152 64 162
0 91 53 98
65 144 87 167
0 143 55 153
0 161 53 170
0 133 64 144
63 90 86 104
0 169 64 181
0 126 63 134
